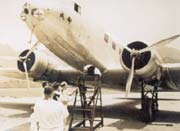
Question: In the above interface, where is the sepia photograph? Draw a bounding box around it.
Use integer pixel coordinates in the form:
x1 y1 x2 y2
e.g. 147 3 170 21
0 0 180 131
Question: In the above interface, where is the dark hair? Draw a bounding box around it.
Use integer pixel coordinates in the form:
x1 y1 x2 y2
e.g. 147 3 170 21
52 82 60 90
44 87 53 95
42 81 48 88
60 81 68 87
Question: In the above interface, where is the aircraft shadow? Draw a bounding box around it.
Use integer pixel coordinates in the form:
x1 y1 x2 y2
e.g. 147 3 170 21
155 110 180 123
69 98 180 130
69 100 147 130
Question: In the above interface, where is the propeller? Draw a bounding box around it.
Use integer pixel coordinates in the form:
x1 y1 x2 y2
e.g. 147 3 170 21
124 34 180 97
139 35 180 54
123 45 132 53
19 41 39 61
23 61 30 89
18 41 40 89
125 56 135 97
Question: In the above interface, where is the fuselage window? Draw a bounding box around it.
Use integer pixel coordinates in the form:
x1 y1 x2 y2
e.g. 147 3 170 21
104 33 109 43
112 41 116 50
74 3 81 14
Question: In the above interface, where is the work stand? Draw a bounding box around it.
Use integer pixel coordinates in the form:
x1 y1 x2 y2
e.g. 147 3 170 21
69 75 104 131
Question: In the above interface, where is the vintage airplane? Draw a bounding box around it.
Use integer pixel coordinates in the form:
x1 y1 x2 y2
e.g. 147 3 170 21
15 0 180 122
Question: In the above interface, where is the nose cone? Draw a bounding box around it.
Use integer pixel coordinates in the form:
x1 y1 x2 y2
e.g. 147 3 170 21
20 3 45 21
20 3 29 21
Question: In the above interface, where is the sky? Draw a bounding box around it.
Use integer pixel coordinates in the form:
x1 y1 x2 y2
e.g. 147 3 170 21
0 0 180 51
0 0 29 51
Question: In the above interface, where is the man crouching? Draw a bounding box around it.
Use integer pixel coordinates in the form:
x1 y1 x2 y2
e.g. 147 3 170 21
30 84 69 131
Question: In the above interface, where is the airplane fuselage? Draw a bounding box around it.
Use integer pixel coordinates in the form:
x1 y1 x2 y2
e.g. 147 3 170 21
21 2 121 73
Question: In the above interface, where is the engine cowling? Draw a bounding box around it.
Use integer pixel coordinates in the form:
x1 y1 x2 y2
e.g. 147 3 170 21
17 49 61 82
120 41 158 79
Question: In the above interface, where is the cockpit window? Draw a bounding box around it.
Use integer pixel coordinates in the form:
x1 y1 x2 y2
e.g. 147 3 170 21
74 3 81 14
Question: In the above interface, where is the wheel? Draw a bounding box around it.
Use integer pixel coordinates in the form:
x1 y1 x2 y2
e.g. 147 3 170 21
142 97 156 122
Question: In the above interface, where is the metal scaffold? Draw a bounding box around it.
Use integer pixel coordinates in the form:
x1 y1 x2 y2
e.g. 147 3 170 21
69 75 104 131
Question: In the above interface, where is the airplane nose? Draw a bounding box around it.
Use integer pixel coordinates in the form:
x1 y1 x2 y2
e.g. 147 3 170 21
20 3 30 21
21 3 45 21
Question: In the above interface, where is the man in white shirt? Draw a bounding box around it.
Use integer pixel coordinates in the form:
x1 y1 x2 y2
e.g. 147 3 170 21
59 81 77 131
60 81 77 107
30 86 69 131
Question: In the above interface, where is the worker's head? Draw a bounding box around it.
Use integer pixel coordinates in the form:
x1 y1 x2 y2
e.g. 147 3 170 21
60 81 68 89
83 65 101 76
42 81 49 88
43 86 53 99
52 82 60 91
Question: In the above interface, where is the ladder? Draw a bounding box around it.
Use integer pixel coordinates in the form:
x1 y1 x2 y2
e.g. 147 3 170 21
69 75 104 131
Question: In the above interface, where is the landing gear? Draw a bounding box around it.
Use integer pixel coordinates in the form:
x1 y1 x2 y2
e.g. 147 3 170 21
141 81 159 122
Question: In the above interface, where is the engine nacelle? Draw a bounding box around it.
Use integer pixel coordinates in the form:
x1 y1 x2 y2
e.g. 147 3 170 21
120 41 158 79
17 49 61 82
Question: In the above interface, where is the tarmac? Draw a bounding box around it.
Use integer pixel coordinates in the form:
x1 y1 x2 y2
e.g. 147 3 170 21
0 87 180 131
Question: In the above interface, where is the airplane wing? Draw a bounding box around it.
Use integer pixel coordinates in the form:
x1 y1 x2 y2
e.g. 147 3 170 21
160 63 180 70
0 54 83 88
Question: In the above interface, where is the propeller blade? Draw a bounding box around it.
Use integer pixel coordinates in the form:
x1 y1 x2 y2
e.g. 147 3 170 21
23 61 30 89
125 57 135 97
19 41 39 61
124 46 132 53
139 34 180 53
25 41 39 59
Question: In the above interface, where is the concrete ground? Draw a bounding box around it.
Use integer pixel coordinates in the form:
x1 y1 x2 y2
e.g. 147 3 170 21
0 87 180 131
